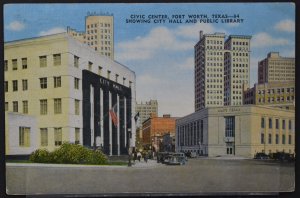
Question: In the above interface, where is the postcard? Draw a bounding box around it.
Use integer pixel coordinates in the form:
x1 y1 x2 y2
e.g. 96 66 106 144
3 2 295 196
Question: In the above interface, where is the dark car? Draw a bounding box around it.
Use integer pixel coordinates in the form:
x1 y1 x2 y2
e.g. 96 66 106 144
254 152 269 160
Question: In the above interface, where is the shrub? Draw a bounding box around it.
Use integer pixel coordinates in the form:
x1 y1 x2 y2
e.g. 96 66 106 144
29 149 51 163
29 143 108 165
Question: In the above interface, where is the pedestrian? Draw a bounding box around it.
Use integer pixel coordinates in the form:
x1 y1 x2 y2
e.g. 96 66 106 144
144 153 148 163
137 151 141 162
132 152 135 163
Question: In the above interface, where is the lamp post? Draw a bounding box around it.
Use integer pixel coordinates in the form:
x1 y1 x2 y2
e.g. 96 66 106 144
128 129 132 167
198 141 201 156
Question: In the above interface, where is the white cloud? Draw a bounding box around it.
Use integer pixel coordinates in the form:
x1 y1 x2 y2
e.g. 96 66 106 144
116 26 194 61
251 32 290 48
274 19 295 33
6 21 25 31
177 57 194 70
116 23 224 62
38 27 66 36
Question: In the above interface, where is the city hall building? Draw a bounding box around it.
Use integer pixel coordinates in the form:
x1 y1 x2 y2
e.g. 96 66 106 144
175 105 295 158
4 33 136 157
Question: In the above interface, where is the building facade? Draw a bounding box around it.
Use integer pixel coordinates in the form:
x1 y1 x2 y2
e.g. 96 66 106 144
175 106 295 158
67 13 114 59
4 33 136 156
135 99 158 125
244 81 295 110
194 31 251 111
224 35 251 106
258 52 295 84
142 114 177 152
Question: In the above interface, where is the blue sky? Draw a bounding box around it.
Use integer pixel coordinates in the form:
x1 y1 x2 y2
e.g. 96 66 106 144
4 3 295 117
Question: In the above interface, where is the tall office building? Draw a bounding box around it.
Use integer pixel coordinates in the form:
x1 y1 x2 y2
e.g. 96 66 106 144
258 52 295 84
135 100 158 124
194 31 225 111
67 13 114 60
224 35 251 106
194 31 251 111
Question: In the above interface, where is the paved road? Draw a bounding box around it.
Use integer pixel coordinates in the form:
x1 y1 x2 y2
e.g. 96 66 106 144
6 158 294 195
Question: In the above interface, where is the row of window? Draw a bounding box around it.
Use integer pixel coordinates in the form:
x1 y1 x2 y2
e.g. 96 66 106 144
87 23 111 29
4 77 80 92
261 118 293 130
4 54 61 71
19 127 80 147
261 133 292 145
5 98 80 115
177 120 204 146
257 96 294 103
257 88 294 94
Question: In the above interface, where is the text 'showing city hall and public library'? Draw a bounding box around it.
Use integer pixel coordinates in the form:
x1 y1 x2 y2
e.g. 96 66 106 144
4 14 295 158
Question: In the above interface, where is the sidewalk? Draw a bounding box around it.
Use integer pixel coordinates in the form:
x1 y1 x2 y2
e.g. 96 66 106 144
131 159 164 168
209 155 251 160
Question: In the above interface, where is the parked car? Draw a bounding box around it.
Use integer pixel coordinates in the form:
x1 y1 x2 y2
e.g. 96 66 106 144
166 152 187 165
254 152 269 160
272 152 295 162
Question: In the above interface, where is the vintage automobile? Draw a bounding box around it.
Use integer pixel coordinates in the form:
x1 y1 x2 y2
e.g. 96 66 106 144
166 152 187 165
254 152 269 160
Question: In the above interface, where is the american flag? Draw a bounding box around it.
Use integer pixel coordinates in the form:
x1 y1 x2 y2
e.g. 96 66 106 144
109 103 118 127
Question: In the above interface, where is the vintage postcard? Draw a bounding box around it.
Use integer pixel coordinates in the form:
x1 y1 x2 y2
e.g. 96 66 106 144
3 2 295 196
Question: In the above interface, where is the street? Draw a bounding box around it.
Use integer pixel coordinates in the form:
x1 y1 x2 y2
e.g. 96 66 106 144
6 158 295 195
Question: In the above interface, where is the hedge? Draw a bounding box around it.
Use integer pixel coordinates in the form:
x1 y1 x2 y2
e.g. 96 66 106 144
29 142 108 165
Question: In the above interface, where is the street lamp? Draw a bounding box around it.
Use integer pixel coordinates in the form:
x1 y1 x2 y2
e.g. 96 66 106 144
198 141 201 156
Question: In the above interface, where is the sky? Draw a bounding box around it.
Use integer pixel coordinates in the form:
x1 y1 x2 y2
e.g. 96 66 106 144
4 3 295 117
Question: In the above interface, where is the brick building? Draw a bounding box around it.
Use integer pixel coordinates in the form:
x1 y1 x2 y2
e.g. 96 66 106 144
142 114 177 152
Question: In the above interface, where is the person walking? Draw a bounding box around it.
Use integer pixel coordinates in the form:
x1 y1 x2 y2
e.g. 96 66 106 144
137 151 142 162
144 153 148 163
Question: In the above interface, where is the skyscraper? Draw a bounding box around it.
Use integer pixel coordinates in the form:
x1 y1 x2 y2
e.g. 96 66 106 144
67 13 114 60
194 31 225 111
224 35 251 106
194 31 251 111
135 100 158 125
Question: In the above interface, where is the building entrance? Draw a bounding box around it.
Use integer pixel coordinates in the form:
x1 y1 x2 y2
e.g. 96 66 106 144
226 143 235 155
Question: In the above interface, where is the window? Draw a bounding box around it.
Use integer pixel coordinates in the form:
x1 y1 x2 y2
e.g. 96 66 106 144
5 102 8 111
261 133 265 144
75 128 80 144
225 116 235 137
53 54 61 66
22 79 28 91
12 59 17 70
289 120 292 130
261 118 265 128
40 56 47 67
13 80 18 91
269 118 272 129
115 74 119 83
54 76 61 88
107 70 111 79
123 77 126 85
22 58 27 69
289 135 292 144
275 134 279 144
54 128 62 146
5 60 8 71
268 134 272 144
22 101 28 114
275 119 279 129
88 61 93 71
4 81 8 92
13 101 18 112
40 99 47 115
54 98 62 114
74 78 79 89
282 120 285 130
75 99 80 115
282 135 285 144
98 66 102 75
40 128 48 146
40 78 47 89
19 127 30 147
74 56 79 67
